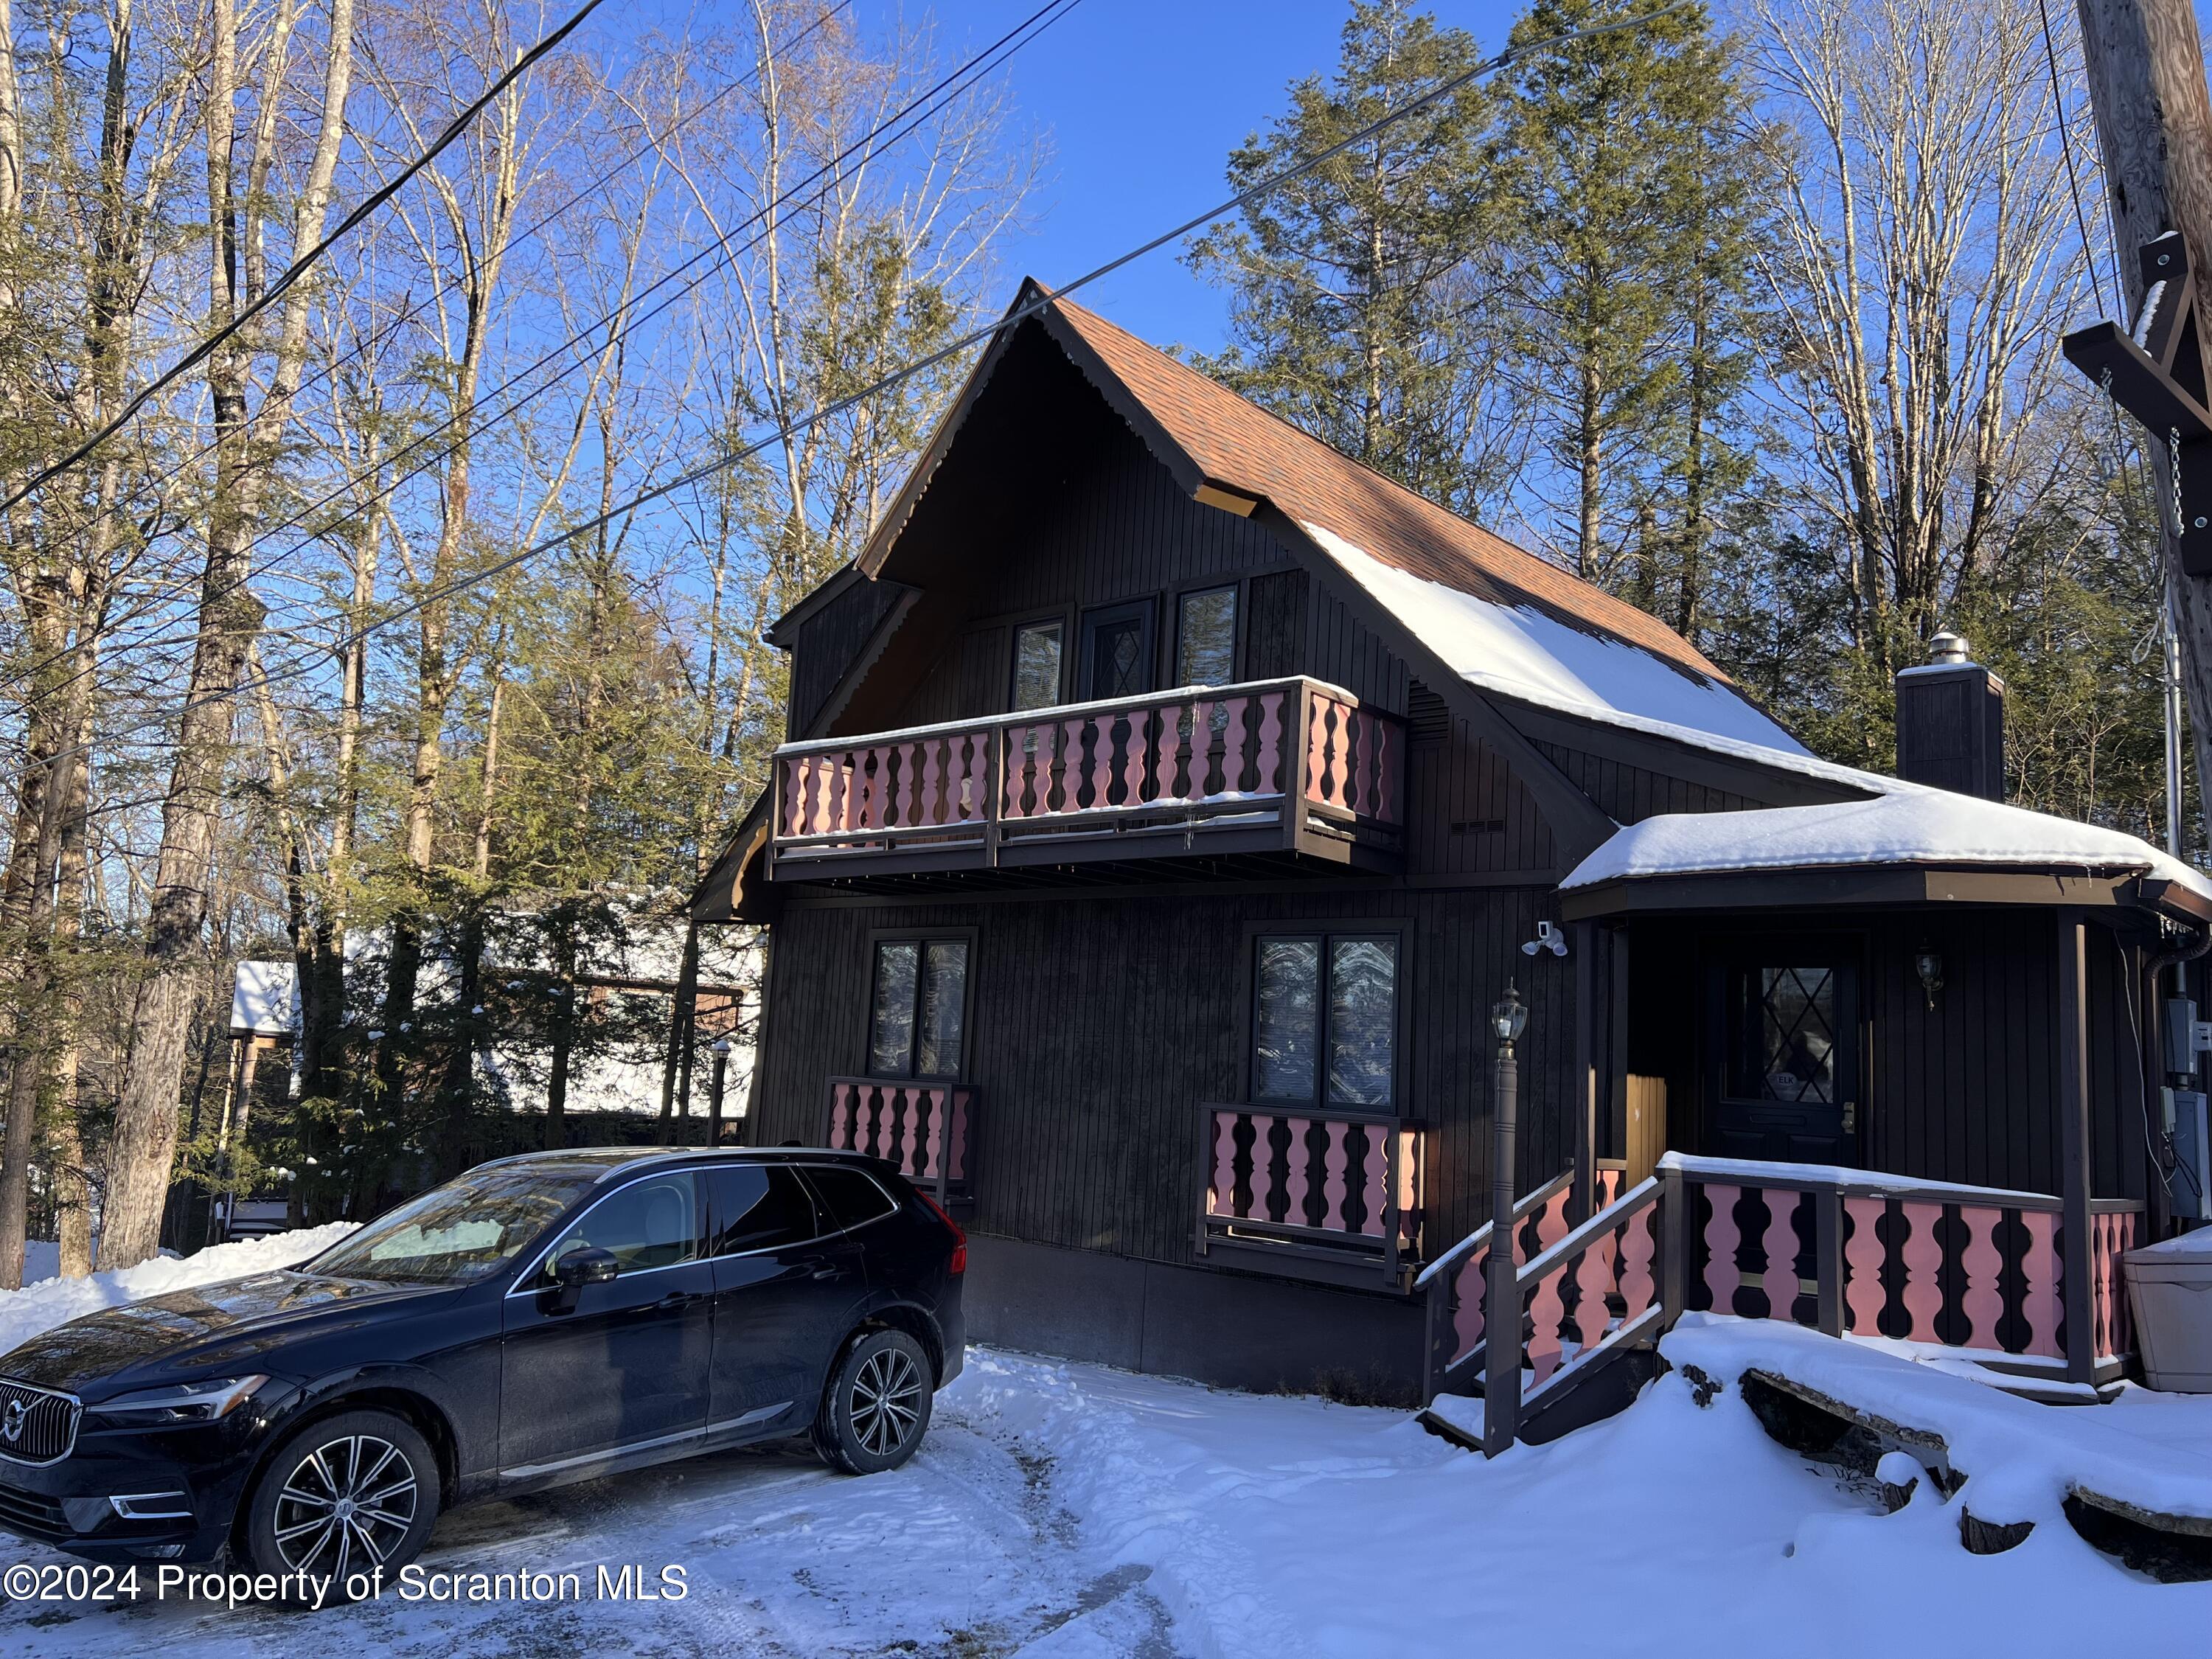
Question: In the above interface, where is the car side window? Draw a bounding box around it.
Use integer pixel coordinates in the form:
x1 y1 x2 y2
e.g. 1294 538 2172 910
806 1166 900 1231
538 1172 704 1282
707 1165 821 1256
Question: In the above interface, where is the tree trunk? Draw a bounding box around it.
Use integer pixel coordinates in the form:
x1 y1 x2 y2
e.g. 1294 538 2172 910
103 0 355 1268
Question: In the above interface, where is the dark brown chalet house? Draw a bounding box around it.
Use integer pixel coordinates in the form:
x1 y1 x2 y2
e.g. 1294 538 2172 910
693 279 2212 1433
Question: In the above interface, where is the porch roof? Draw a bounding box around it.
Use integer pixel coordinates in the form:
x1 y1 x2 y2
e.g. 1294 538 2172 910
1558 784 2212 924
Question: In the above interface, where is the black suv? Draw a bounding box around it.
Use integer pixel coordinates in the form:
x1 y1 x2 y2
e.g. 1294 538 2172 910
0 1147 965 1586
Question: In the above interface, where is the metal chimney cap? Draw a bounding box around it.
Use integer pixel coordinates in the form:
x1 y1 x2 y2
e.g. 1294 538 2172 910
1927 630 1970 665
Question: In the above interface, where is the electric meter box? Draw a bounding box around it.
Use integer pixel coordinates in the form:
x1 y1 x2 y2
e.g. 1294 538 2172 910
2173 1088 2212 1222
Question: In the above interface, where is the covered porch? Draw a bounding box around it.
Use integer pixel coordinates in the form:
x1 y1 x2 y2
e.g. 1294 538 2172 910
1423 786 2212 1444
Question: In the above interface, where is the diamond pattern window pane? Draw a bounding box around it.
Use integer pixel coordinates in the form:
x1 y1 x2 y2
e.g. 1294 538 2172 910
1750 967 1835 1104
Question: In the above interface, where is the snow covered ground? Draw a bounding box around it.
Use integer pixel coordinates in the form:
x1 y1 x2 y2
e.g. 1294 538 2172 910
1 1237 2208 1656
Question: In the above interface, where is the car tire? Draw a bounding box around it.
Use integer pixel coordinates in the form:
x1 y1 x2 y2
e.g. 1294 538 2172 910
813 1328 933 1475
239 1408 441 1595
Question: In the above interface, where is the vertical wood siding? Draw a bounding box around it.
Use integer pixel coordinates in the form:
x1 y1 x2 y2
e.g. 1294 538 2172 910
785 577 906 740
1405 694 1555 876
752 886 1578 1268
1531 738 1772 821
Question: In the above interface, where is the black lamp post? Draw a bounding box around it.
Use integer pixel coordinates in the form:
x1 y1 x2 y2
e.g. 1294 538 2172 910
1484 981 1528 1458
707 1037 731 1148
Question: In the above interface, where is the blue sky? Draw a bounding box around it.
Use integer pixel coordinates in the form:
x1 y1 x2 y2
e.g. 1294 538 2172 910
863 0 1523 355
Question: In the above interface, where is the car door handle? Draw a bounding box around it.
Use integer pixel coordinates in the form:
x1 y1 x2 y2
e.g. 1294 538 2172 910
656 1289 700 1308
810 1267 843 1281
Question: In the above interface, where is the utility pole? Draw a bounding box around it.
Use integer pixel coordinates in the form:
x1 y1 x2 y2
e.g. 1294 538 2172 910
2073 0 2212 851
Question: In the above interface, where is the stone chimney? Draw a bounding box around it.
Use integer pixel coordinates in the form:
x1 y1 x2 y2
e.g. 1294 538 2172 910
1894 630 2006 800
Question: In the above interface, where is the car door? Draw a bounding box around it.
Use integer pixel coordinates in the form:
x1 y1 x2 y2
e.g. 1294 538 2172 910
703 1164 869 1433
498 1169 714 1475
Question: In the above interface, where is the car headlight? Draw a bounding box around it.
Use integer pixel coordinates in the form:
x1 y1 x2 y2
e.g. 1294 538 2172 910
87 1376 270 1425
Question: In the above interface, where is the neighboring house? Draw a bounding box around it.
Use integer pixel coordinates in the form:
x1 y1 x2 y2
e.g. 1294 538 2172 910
694 281 2211 1425
226 922 762 1127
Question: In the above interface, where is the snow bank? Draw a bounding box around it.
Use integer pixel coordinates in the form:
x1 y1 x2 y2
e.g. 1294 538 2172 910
950 1347 2209 1658
1663 1315 2212 1526
0 1223 355 1362
1562 787 2212 902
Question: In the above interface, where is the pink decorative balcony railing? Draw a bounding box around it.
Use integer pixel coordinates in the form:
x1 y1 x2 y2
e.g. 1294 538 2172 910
822 1077 977 1213
1419 1153 2144 1415
771 677 1403 873
1197 1104 1422 1284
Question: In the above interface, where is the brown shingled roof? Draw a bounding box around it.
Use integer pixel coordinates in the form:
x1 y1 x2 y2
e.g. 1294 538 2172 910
1041 289 1736 687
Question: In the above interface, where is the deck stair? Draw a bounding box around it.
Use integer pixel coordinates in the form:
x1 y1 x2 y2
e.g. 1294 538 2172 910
1418 1152 2145 1450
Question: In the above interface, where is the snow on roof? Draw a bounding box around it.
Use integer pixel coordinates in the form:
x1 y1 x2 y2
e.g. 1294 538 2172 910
1561 782 2212 902
229 959 299 1037
1300 522 1811 760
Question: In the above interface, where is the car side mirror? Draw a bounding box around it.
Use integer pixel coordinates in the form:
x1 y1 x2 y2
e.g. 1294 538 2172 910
553 1245 619 1289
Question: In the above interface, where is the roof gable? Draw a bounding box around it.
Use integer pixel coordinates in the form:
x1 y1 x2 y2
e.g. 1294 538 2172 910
855 279 1809 776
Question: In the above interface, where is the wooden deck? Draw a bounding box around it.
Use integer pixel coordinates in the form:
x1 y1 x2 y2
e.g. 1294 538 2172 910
768 677 1405 885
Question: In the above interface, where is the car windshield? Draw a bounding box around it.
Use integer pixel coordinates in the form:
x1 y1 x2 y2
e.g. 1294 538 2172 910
305 1164 603 1284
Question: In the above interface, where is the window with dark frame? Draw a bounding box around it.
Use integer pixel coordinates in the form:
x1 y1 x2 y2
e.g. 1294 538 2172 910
1009 619 1064 712
1251 931 1399 1109
1175 585 1237 687
867 936 970 1079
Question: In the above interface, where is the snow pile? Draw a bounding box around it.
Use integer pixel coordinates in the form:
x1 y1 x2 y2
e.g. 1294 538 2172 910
0 1343 2202 1655
0 1223 355 1362
957 1347 2208 1657
1562 785 2212 902
1304 521 1810 757
1663 1314 2212 1526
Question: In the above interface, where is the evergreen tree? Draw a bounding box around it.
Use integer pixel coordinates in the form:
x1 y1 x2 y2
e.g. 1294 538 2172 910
1487 0 1767 596
1185 1 1517 517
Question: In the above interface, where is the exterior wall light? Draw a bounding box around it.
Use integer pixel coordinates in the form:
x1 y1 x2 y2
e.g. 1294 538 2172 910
1915 946 1944 1011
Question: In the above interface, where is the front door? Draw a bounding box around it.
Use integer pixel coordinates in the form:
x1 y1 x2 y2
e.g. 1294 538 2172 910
1705 954 1861 1165
1079 600 1155 701
702 1163 869 1434
499 1169 714 1475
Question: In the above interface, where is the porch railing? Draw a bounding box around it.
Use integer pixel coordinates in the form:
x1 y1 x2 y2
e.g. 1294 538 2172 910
1197 1104 1422 1284
1420 1152 2146 1427
771 677 1402 869
821 1077 977 1213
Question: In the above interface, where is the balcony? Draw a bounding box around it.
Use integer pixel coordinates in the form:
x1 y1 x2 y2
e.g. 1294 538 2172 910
1197 1104 1425 1290
770 678 1404 888
821 1077 978 1215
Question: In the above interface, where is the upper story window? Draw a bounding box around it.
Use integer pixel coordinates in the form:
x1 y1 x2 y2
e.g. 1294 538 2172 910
868 936 970 1079
1010 620 1064 712
1175 585 1238 686
1252 931 1399 1109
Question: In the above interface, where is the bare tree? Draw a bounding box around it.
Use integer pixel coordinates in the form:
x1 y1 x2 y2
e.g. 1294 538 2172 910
102 0 357 1270
1748 0 2089 661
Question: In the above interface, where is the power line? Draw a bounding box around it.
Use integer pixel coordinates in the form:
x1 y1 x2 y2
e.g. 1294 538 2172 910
23 0 1694 787
0 0 613 521
0 0 1068 712
0 0 852 684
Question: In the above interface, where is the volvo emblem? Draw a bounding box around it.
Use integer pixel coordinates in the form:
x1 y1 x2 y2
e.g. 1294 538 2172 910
0 1400 24 1444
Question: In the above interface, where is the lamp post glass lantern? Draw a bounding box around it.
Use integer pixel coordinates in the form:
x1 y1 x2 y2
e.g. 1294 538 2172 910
1492 981 1527 1045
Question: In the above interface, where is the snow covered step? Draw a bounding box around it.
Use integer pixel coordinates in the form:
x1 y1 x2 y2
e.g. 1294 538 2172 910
1666 1315 2212 1578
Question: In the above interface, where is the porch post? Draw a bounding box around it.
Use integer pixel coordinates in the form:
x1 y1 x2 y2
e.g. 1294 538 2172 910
1484 1003 1524 1457
1571 921 1596 1224
2056 912 2097 1388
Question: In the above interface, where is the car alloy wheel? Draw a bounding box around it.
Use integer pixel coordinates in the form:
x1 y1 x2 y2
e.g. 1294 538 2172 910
849 1346 923 1458
271 1430 420 1579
